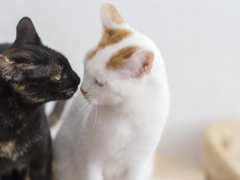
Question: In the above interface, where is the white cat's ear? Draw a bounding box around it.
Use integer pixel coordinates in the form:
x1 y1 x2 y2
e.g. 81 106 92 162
100 3 125 29
127 50 154 77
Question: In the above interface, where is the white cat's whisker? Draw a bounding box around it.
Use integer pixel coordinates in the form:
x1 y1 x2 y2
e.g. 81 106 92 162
69 98 79 111
77 104 92 135
71 101 91 124
71 101 92 132
93 105 98 128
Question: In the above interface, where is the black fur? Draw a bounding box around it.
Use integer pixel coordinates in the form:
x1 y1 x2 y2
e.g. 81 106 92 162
0 17 80 180
0 44 11 53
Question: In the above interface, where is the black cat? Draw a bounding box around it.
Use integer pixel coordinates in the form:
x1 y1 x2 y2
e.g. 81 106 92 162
0 44 11 53
0 17 80 180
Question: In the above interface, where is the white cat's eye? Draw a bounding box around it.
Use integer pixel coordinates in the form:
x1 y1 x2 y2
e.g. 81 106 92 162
95 79 104 87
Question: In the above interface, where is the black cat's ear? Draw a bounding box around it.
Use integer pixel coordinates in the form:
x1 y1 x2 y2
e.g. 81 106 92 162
13 17 41 46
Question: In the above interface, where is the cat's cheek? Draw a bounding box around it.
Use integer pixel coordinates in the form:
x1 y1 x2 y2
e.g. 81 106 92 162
98 94 121 105
87 91 104 105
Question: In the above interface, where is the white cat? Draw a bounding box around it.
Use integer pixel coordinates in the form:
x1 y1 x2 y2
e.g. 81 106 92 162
54 3 170 180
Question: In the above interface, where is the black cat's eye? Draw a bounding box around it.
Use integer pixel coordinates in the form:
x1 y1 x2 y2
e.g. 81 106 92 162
95 79 104 87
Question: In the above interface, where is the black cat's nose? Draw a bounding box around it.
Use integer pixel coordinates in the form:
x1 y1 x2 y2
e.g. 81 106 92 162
75 75 81 86
72 71 80 87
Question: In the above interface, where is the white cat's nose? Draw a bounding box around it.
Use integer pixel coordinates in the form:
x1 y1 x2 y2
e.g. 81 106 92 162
80 88 87 96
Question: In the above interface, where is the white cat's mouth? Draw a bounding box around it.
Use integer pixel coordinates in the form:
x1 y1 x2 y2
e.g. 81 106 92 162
83 95 98 105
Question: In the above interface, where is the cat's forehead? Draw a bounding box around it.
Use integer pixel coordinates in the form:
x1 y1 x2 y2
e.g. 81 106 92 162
85 29 150 72
86 27 132 60
4 45 68 65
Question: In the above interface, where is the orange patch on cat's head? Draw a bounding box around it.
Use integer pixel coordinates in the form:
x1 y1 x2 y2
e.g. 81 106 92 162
86 28 132 60
99 28 131 49
107 46 140 69
85 3 132 60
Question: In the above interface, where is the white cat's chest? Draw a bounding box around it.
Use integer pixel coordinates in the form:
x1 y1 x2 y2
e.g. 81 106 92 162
85 111 141 144
80 106 163 160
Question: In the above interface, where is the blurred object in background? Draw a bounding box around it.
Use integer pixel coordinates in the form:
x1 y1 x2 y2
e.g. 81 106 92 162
204 120 240 180
153 154 206 180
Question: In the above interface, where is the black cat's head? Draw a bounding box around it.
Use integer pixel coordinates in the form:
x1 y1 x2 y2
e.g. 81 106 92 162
0 17 80 105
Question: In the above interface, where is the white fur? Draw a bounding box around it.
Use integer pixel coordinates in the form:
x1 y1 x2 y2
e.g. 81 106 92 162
54 4 170 180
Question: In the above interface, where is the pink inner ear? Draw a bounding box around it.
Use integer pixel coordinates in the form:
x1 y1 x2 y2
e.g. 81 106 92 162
143 52 154 74
140 51 154 74
128 50 154 78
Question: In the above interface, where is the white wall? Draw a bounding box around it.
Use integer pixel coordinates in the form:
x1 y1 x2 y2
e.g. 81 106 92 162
1 0 240 163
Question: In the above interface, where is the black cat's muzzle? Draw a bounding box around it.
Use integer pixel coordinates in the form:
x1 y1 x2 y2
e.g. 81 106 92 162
61 73 80 98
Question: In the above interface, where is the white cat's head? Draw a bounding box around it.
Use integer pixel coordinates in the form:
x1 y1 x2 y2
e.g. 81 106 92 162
81 3 156 105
